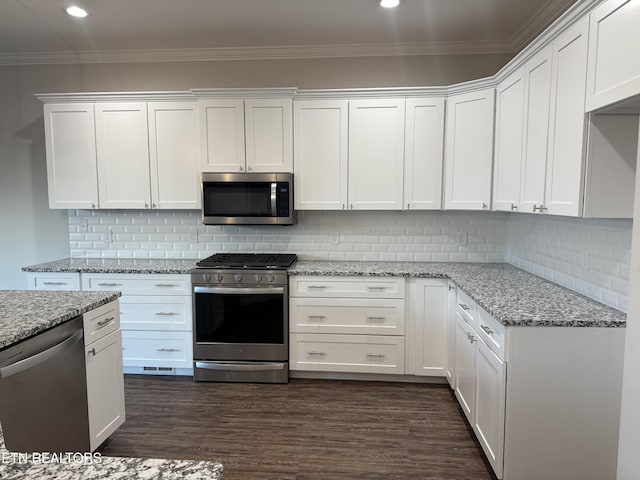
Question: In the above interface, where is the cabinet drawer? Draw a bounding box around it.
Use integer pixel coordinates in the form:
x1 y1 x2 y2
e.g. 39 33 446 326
456 288 477 328
290 298 405 335
28 272 81 291
121 330 193 369
290 276 405 298
477 306 506 361
119 296 192 331
82 274 190 296
290 333 404 374
83 300 120 345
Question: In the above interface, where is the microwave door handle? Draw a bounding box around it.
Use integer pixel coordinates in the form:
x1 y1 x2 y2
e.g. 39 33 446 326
271 182 277 217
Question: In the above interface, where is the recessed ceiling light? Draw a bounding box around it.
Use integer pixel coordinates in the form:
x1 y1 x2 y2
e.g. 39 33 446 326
378 0 401 8
64 5 89 18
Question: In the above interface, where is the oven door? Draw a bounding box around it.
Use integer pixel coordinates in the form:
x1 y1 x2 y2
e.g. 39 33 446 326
192 285 288 362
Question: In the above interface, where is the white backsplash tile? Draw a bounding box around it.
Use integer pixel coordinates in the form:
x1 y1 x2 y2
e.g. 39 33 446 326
67 209 631 312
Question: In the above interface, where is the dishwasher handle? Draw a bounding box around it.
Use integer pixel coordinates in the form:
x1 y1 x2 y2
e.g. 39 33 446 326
0 329 83 379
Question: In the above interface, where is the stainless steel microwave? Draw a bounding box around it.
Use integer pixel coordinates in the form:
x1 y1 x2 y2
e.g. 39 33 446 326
201 172 295 225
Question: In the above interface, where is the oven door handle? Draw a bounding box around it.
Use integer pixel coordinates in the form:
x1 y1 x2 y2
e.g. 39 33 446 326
271 182 278 217
194 286 285 295
195 361 286 372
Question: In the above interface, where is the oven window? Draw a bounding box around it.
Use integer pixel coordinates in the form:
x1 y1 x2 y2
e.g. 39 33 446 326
195 292 284 344
203 182 272 217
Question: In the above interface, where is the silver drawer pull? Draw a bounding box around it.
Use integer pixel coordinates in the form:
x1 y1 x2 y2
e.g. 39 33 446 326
97 317 115 328
367 286 387 291
157 348 181 353
366 353 386 360
155 283 180 287
308 285 327 289
307 351 326 357
97 282 122 287
43 281 67 286
459 303 470 311
307 315 326 320
156 312 180 316
480 325 494 335
466 332 477 343
366 316 386 322
88 348 96 356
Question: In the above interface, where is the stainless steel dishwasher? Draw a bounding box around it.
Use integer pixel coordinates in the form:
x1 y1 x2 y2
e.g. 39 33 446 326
0 316 90 452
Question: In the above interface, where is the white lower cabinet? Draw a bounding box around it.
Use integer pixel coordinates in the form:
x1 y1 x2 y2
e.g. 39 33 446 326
289 275 405 375
454 311 478 423
83 300 125 451
82 273 193 375
26 271 81 290
445 281 457 388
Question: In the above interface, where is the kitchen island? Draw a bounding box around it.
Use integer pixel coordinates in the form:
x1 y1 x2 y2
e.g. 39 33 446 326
0 289 223 479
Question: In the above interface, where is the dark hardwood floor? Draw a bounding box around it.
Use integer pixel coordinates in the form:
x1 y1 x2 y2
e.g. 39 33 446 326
99 375 497 480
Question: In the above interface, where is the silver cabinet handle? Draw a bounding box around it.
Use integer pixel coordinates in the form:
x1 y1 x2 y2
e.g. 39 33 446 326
97 282 122 287
43 281 68 286
307 315 326 320
366 353 386 360
466 332 477 343
482 203 488 209
155 312 180 316
239 165 244 171
459 303 470 311
155 283 180 287
510 203 518 211
96 317 115 328
157 348 181 353
480 325 494 335
307 285 327 289
366 316 386 322
88 348 96 356
367 286 387 291
247 165 252 172
533 204 548 213
448 284 455 291
307 351 326 357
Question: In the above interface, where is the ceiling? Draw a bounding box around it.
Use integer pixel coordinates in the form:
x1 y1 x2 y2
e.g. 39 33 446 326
0 0 580 65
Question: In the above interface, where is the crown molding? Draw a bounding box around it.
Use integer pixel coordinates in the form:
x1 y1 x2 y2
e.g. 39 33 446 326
191 87 298 99
295 87 449 100
0 40 516 66
34 91 193 103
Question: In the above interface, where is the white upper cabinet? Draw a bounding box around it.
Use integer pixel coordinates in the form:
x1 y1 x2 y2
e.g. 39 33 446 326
493 69 525 212
544 17 589 217
404 97 445 210
200 98 292 173
43 103 99 209
293 100 348 210
199 99 245 172
95 102 151 209
147 102 200 209
348 99 405 210
586 0 640 112
519 46 553 214
444 88 495 210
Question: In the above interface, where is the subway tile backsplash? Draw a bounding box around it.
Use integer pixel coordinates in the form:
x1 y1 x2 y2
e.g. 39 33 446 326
67 209 631 312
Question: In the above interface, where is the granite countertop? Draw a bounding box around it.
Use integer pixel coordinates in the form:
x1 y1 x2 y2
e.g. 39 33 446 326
0 290 122 350
0 430 223 480
289 261 627 328
22 258 197 275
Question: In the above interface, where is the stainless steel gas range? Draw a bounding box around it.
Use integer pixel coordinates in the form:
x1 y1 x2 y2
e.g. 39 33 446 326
190 253 297 383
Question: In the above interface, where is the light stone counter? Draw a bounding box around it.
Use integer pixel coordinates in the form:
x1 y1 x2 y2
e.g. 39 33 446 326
22 257 197 275
289 261 626 328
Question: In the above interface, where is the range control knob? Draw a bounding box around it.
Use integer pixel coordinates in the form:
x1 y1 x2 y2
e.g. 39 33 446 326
254 274 262 282
202 273 211 282
216 274 224 282
234 273 243 282
267 274 275 283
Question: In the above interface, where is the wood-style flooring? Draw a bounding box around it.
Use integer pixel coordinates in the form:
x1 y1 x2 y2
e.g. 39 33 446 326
99 375 497 480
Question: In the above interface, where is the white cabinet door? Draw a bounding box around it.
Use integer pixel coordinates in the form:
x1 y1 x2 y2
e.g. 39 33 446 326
245 98 293 172
545 17 589 217
85 328 126 451
294 100 348 210
43 103 99 209
444 88 495 210
148 102 200 209
586 0 640 111
520 46 553 214
445 281 457 389
404 97 445 210
475 339 506 479
348 99 405 210
409 279 448 377
199 99 246 172
455 312 477 424
493 69 525 212
95 102 151 209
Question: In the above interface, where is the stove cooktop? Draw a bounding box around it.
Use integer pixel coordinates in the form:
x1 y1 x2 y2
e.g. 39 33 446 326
195 253 298 269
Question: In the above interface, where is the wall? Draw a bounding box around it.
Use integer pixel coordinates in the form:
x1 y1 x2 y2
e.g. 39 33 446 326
506 213 631 311
0 52 513 289
68 209 508 263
